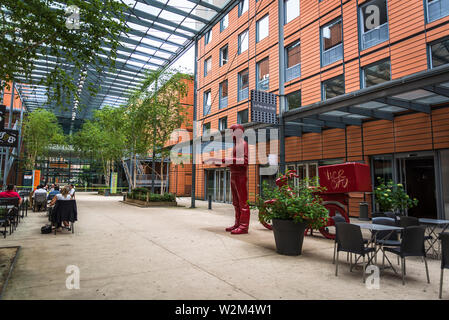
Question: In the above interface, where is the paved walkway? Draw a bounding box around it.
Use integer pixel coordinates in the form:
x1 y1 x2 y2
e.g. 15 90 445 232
1 193 446 299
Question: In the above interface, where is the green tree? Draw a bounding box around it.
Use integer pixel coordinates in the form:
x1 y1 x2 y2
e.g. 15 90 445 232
22 109 66 169
0 0 128 108
72 106 127 187
123 70 190 192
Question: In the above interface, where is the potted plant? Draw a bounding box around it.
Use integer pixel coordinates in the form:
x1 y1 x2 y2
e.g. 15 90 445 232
374 177 418 216
252 170 329 256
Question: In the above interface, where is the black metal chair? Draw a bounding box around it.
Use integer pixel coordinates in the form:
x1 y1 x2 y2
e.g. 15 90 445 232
373 217 401 266
49 200 77 235
18 191 30 218
439 232 449 299
332 215 347 264
0 198 20 237
335 223 375 283
400 216 432 241
384 226 430 285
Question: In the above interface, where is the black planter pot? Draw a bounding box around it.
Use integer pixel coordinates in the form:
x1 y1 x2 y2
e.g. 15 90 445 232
272 219 307 256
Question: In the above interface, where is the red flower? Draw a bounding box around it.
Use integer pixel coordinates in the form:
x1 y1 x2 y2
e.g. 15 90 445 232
264 199 277 205
275 176 288 188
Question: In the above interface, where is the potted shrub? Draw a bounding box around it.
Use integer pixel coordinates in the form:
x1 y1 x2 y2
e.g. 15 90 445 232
252 170 329 256
374 177 418 216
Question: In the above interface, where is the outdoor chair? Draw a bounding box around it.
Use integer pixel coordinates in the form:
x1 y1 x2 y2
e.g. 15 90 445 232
371 212 386 219
400 216 432 241
384 226 430 285
384 212 401 225
33 193 47 212
335 223 375 283
332 215 347 264
18 191 30 217
439 232 449 299
372 217 401 266
50 200 77 235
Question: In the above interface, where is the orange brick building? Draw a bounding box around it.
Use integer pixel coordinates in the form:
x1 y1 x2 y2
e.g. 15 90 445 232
181 0 449 220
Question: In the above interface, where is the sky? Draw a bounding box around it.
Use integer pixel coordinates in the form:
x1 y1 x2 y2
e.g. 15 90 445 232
168 46 195 75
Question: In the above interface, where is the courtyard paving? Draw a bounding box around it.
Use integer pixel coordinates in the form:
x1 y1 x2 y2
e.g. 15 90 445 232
0 193 445 299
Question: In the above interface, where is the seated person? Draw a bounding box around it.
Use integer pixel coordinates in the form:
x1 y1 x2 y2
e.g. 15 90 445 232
0 185 23 206
33 185 48 211
49 186 72 230
69 184 75 199
47 185 60 201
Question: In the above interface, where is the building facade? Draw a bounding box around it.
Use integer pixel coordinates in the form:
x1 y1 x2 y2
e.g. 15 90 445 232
190 0 449 219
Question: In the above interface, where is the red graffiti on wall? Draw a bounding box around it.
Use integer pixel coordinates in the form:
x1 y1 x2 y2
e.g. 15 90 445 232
326 169 349 190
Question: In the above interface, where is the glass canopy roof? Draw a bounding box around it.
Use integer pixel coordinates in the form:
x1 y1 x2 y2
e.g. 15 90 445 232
13 0 235 128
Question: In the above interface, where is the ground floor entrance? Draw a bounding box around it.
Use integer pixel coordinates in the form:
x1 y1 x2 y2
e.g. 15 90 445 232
205 169 231 203
372 150 449 219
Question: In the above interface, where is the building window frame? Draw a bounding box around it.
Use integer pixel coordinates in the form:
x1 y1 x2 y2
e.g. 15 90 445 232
285 40 301 82
204 57 212 77
203 90 211 116
426 0 449 23
238 29 249 54
256 14 269 43
219 80 228 109
284 0 300 25
322 75 345 101
237 109 249 124
238 69 249 101
220 14 229 31
238 0 248 17
361 58 391 88
429 36 449 69
204 29 212 45
219 117 228 131
358 0 389 51
320 18 343 67
256 58 270 91
220 45 228 67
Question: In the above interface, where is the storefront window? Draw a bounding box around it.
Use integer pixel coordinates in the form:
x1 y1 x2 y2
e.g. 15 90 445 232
372 155 393 187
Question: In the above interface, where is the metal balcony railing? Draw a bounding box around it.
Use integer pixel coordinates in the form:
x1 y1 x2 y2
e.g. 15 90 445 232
361 22 389 50
285 63 301 82
428 0 449 23
257 77 269 91
219 96 228 109
322 43 343 66
238 87 249 101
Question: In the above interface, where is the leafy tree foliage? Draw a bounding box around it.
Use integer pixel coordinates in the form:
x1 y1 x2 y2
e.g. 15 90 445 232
0 0 128 109
22 108 66 169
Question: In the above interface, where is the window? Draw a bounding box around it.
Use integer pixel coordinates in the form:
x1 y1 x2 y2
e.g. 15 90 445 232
257 58 269 91
219 80 228 109
238 69 249 101
237 109 249 124
362 59 391 88
360 0 389 50
287 163 318 187
220 14 229 31
430 38 449 68
205 29 212 45
204 57 212 76
203 122 211 135
287 91 301 110
220 45 228 66
203 90 211 115
219 117 228 131
285 41 301 82
321 19 343 66
256 15 269 42
426 0 449 23
285 0 300 24
322 75 345 100
238 30 249 54
239 0 248 16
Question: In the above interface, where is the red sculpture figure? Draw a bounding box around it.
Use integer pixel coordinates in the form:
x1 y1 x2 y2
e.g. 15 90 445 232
204 124 250 234
225 124 250 234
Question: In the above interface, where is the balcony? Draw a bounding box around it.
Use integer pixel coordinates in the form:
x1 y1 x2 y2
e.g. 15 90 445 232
428 0 449 23
257 77 269 91
285 63 301 82
238 87 249 101
322 43 343 67
219 96 228 109
361 22 389 50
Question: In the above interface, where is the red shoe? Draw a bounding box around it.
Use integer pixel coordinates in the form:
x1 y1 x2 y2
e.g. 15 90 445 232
225 207 241 232
231 207 250 235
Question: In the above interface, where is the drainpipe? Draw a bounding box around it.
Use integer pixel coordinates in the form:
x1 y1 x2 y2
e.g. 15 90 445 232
191 39 198 208
278 0 286 175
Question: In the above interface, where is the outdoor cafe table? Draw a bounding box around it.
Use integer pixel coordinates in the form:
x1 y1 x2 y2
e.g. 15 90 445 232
418 218 449 257
353 223 403 274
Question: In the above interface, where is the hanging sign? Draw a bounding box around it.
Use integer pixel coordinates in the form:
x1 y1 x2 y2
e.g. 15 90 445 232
0 129 18 147
250 90 278 124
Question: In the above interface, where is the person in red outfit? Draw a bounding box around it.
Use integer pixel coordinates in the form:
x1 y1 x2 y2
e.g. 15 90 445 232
0 185 22 205
204 124 250 234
